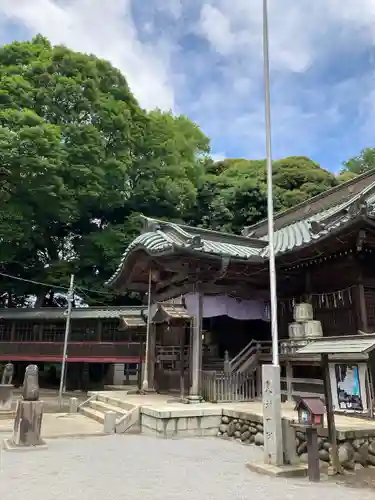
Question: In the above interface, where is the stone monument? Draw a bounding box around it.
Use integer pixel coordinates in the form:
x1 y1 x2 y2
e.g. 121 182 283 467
0 363 14 412
4 364 46 450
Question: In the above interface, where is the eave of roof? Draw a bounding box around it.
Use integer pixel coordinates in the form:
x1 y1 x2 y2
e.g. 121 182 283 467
0 306 146 321
106 217 266 288
244 168 375 238
106 174 375 290
260 180 375 257
296 334 375 355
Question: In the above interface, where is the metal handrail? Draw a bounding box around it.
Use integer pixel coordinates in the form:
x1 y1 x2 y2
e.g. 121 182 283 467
77 393 96 410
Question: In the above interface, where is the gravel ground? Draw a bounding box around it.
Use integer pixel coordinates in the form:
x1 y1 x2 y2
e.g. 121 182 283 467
1 435 375 500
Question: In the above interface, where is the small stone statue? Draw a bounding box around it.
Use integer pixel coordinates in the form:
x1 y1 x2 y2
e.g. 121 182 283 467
1 363 14 385
22 364 40 402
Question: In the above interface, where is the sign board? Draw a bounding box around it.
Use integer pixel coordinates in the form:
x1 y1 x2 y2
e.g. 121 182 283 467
329 362 368 413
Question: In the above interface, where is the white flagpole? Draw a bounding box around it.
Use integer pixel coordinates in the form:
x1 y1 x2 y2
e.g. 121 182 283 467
263 0 279 367
262 0 283 467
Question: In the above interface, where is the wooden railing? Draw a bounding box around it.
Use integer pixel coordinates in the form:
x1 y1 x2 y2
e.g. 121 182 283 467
201 370 257 403
280 376 324 400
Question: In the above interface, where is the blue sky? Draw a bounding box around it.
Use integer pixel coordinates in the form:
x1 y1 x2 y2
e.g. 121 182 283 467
1 1 375 173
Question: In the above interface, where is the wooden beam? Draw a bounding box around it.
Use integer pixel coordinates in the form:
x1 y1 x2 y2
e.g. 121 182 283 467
321 354 340 475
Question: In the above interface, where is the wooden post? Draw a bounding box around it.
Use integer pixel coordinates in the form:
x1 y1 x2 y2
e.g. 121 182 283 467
256 365 262 399
137 341 143 391
321 353 340 474
357 282 368 332
188 289 203 402
356 255 368 332
97 320 102 342
224 350 230 374
306 427 320 482
147 322 156 390
286 361 293 403
10 321 15 342
179 325 185 399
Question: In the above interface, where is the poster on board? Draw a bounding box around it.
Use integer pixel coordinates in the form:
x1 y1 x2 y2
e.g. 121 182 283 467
334 364 363 411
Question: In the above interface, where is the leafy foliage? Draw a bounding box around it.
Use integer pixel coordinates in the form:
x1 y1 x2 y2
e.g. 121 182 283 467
188 156 338 232
0 36 210 306
342 148 375 175
0 36 370 307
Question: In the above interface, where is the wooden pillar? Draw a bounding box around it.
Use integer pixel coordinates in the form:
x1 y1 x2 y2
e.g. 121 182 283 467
285 361 293 403
10 322 15 342
188 290 203 402
147 322 156 390
142 277 157 393
97 320 102 342
357 265 368 333
179 325 185 399
321 354 340 474
38 323 44 342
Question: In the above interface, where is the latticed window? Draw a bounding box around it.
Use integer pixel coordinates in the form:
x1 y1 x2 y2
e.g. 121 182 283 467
70 320 97 341
101 320 120 342
43 322 65 342
14 322 38 341
0 322 12 341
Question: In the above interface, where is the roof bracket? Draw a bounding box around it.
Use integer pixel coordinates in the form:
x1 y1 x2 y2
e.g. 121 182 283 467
186 235 203 249
310 220 326 234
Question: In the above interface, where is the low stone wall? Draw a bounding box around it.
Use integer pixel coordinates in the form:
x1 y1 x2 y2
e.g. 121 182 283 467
218 412 264 447
218 410 375 470
141 407 222 438
295 429 375 471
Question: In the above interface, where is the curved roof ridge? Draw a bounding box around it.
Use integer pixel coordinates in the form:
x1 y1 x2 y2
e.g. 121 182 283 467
243 168 375 237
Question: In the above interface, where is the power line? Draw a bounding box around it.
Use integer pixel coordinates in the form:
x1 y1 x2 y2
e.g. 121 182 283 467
0 271 70 291
0 271 117 298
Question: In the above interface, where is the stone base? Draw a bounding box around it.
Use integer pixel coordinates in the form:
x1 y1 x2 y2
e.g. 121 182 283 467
186 395 203 404
3 438 47 452
0 384 13 411
246 462 308 478
13 400 44 446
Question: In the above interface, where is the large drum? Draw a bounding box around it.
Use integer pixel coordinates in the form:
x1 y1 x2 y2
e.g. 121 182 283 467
304 320 323 338
288 322 305 339
294 302 313 322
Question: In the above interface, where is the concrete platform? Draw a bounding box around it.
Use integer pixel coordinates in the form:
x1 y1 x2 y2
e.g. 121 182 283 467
246 462 308 478
0 413 104 439
83 390 375 442
89 391 375 434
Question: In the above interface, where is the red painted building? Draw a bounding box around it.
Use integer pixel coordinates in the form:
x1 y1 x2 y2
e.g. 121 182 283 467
0 306 146 389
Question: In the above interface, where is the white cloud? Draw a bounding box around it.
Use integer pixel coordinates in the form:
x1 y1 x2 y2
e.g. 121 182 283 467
211 152 226 162
2 0 375 167
0 0 176 110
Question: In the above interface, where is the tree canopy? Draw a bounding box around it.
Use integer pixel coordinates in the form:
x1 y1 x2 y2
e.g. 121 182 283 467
0 35 370 307
0 36 209 306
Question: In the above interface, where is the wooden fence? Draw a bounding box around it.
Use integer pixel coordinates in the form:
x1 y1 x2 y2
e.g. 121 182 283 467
280 376 324 401
201 370 257 403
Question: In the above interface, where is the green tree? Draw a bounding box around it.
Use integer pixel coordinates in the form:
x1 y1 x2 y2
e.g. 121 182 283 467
0 36 211 305
189 156 338 232
342 148 375 175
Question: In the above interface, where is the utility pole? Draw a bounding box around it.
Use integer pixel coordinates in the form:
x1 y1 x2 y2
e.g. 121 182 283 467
261 0 283 466
141 270 152 392
58 274 74 407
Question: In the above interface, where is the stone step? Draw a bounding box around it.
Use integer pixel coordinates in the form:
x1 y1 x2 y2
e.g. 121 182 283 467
89 400 128 417
95 394 135 411
79 406 106 424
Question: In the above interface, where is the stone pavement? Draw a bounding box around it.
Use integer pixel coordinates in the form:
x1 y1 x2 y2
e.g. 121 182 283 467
1 434 375 500
0 413 103 439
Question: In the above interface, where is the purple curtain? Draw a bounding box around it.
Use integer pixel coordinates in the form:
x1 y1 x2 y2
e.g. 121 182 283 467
184 293 269 321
